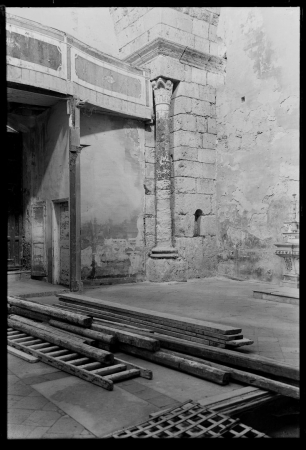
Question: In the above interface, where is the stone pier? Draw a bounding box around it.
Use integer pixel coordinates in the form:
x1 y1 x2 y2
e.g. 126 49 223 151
146 77 187 282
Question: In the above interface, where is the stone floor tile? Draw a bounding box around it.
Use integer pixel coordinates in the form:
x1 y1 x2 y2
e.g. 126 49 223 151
119 382 147 394
21 375 51 385
281 347 299 354
8 382 35 397
257 337 279 342
27 390 43 397
147 395 178 408
8 374 20 385
22 410 62 427
26 426 50 439
8 424 37 439
134 388 162 401
46 416 86 435
7 408 35 424
43 372 72 382
41 401 62 412
10 395 49 410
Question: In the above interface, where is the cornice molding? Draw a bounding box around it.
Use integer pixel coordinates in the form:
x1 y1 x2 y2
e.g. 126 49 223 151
123 38 226 74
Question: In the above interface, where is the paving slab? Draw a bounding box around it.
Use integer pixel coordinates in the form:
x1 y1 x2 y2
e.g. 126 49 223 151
31 375 160 437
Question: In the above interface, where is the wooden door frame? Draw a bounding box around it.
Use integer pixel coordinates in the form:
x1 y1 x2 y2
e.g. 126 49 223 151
51 198 69 285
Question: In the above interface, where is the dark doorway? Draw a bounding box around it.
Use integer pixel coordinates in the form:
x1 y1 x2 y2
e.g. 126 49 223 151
7 132 23 270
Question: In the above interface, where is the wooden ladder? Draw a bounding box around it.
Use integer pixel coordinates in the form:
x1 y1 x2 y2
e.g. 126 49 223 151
7 327 152 391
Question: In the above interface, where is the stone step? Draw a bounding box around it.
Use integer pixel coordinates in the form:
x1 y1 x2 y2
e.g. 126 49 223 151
253 287 299 305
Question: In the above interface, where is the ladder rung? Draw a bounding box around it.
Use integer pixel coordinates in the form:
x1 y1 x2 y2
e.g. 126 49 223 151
39 346 60 353
56 353 79 361
77 362 102 371
103 369 140 382
68 358 91 366
21 339 42 347
10 336 37 343
45 349 69 357
91 364 126 376
29 342 52 350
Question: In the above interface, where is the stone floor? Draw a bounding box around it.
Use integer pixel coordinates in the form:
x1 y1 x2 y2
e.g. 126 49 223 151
7 276 300 438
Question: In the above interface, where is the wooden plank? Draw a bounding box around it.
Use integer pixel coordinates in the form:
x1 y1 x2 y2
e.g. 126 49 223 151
91 323 160 352
154 334 299 382
58 293 242 335
8 338 113 391
48 319 116 345
117 344 230 385
8 297 92 327
77 362 102 371
57 303 241 346
7 345 39 363
225 338 254 348
8 317 114 364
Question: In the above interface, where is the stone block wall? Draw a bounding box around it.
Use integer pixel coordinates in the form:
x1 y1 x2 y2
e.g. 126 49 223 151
110 7 222 59
110 6 226 279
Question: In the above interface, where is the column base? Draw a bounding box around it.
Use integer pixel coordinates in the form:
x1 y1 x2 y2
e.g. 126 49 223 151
70 280 84 292
146 257 187 282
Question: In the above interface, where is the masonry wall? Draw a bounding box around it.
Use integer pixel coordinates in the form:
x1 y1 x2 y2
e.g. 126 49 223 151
80 112 146 281
22 100 70 278
215 7 299 283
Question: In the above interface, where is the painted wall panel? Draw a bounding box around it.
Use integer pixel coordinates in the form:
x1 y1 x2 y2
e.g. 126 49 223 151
80 113 145 280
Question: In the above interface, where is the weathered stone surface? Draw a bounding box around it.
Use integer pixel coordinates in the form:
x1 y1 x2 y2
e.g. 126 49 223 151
207 118 217 135
192 18 209 38
172 130 202 148
194 36 210 54
145 195 156 216
172 147 198 162
144 178 155 194
192 99 211 117
171 114 197 132
145 125 155 148
196 178 215 194
145 162 155 179
199 85 216 103
198 149 216 164
144 55 186 82
196 116 208 133
146 257 187 282
216 7 299 283
144 217 155 236
175 236 218 278
174 193 211 215
145 146 155 163
174 214 195 237
170 97 192 116
199 215 217 236
202 133 217 149
191 67 207 85
174 160 216 179
173 82 200 99
174 177 196 194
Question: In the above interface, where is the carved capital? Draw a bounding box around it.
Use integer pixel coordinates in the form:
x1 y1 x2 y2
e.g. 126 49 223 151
151 77 173 107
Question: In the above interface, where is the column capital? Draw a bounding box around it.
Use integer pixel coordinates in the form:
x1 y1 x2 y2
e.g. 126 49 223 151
151 77 173 107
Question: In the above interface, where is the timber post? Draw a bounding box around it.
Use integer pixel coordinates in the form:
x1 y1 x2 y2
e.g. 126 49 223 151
69 97 83 292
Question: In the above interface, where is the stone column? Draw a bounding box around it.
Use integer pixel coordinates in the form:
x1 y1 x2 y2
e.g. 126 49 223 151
146 78 187 282
150 77 178 258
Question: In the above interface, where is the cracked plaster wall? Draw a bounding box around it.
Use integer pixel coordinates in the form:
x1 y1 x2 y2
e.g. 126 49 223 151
80 113 146 281
216 7 299 283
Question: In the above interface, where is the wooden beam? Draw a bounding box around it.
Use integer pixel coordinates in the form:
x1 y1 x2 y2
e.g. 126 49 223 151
49 319 116 345
155 334 299 382
69 97 83 292
8 297 91 327
91 323 160 352
117 344 230 385
8 316 114 364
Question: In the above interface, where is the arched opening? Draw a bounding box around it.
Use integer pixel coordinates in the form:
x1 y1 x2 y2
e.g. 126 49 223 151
193 209 203 237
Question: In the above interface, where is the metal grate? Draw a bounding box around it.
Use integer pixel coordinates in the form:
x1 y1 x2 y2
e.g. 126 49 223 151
107 400 269 438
